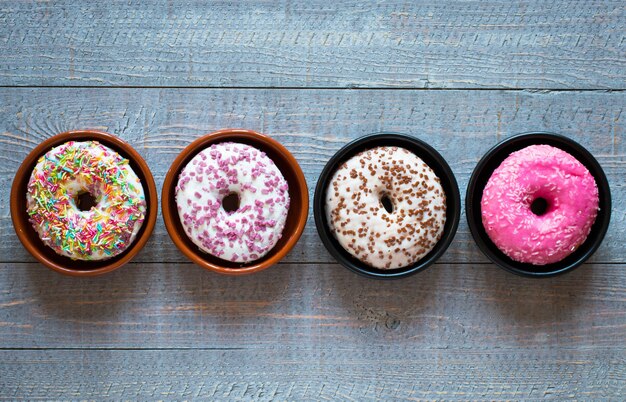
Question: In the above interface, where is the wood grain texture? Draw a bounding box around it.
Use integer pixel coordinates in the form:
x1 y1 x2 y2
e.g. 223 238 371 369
0 348 623 400
0 88 624 264
1 2 626 397
0 262 624 349
1 0 624 89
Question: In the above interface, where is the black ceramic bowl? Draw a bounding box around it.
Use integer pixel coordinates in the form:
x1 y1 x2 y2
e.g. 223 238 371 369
314 133 461 279
466 132 611 278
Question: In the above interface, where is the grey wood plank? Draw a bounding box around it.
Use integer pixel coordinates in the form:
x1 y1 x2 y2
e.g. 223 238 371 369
0 348 623 400
1 1 624 89
1 88 624 264
0 262 624 349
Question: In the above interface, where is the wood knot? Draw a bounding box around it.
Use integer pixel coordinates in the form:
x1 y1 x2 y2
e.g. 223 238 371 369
385 315 401 330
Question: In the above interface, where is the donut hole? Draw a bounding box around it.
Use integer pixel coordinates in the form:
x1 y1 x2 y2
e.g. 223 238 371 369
222 192 240 213
75 191 98 212
380 193 394 214
531 197 549 216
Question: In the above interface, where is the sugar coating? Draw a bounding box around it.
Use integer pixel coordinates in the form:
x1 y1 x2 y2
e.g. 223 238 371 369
26 141 147 260
325 146 447 269
175 142 290 263
481 144 599 265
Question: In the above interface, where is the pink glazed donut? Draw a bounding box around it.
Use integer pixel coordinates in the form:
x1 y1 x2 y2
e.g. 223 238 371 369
481 144 599 265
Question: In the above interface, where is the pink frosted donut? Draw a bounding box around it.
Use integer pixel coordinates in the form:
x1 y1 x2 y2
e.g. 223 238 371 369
481 144 599 265
175 142 290 263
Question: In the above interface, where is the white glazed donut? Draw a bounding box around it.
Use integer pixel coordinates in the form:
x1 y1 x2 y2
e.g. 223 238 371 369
26 141 147 260
176 142 290 263
325 146 446 269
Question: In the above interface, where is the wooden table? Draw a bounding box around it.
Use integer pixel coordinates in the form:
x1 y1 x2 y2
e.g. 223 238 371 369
1 1 624 399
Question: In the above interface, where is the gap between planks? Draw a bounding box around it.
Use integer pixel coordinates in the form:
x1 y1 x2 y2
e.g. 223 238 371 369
0 86 624 91
0 345 616 351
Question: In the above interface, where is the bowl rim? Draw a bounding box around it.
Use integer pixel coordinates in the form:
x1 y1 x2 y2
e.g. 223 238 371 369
313 132 461 279
10 130 158 277
161 128 309 275
465 131 612 278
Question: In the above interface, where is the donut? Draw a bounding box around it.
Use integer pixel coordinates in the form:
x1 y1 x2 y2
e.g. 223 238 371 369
176 142 290 263
325 146 447 269
481 144 599 265
26 141 147 260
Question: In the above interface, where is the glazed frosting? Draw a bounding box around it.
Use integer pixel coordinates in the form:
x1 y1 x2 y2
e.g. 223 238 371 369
325 146 446 269
481 144 599 265
26 141 146 260
176 142 290 263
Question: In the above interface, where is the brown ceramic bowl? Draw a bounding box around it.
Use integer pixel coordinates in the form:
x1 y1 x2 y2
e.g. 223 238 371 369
10 130 158 277
162 128 309 275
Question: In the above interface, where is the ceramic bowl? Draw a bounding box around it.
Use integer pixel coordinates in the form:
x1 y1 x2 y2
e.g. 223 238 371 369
313 133 461 279
10 130 158 276
466 132 611 277
161 128 309 275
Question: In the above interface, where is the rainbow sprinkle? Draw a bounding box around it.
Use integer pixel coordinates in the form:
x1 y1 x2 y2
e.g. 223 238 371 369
26 141 147 260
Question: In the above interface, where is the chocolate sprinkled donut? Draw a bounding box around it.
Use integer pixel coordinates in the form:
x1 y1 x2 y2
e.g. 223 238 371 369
325 146 446 269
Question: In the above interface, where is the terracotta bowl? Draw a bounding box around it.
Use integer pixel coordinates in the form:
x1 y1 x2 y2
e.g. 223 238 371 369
10 130 158 277
162 128 309 275
313 133 461 279
466 132 612 277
